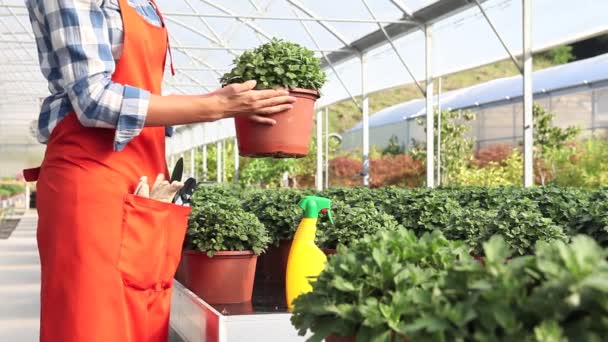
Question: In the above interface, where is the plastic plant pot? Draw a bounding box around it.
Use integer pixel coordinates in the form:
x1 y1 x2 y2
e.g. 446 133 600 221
235 88 319 158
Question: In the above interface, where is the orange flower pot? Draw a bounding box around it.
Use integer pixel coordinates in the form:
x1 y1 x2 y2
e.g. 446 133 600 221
183 250 258 304
235 88 319 158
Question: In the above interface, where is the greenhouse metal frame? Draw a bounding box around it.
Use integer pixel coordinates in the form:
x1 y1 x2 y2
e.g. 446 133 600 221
1 0 607 188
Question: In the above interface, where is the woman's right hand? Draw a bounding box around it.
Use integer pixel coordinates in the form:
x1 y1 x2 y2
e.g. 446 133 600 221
211 80 297 125
146 80 297 127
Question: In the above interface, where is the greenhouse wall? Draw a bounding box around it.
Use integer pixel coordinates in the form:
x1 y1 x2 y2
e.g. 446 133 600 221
341 83 608 152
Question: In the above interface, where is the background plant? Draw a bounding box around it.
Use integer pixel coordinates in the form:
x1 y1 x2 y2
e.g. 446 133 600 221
411 110 476 185
220 38 327 90
186 186 270 256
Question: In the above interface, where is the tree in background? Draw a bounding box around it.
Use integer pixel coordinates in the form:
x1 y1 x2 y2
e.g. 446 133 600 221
532 104 580 185
411 109 476 185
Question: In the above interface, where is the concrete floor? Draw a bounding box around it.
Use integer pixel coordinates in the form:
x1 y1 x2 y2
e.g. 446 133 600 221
0 211 40 341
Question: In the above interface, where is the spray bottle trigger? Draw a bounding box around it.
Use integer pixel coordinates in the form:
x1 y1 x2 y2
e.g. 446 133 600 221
321 208 334 224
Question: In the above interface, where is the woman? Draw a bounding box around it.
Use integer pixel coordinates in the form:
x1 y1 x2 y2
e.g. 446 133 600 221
24 1 295 341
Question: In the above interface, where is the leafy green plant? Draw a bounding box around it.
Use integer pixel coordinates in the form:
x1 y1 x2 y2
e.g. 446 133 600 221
490 197 569 255
220 38 327 90
532 103 580 185
240 188 310 246
552 138 608 187
316 200 401 249
291 228 468 341
186 186 270 256
453 150 523 187
293 230 608 342
411 110 476 185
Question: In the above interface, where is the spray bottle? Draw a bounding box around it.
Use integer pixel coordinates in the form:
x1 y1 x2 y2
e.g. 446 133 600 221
286 196 333 311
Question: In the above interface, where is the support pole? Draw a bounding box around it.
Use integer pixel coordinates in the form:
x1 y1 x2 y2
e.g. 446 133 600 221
216 141 223 183
25 182 30 210
202 145 208 181
361 53 370 187
190 148 196 179
316 110 323 191
234 137 240 182
437 77 442 186
425 24 435 188
522 0 534 187
325 107 329 189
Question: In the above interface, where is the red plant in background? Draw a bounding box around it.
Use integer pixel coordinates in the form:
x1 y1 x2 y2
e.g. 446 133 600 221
329 157 363 187
370 155 423 188
473 144 513 167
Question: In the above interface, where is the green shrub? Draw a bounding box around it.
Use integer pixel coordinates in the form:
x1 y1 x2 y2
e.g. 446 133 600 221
240 188 310 246
316 200 401 249
292 231 608 341
291 228 468 341
0 184 25 197
220 38 327 90
490 197 569 255
186 186 270 256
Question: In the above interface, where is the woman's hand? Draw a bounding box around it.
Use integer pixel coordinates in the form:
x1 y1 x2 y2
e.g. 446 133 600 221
146 80 296 127
212 80 296 125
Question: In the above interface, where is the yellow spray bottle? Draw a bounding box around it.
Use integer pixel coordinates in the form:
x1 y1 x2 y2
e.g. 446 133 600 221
286 196 333 311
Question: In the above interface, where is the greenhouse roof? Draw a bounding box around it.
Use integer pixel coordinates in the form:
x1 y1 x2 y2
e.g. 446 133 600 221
347 52 608 132
1 0 607 174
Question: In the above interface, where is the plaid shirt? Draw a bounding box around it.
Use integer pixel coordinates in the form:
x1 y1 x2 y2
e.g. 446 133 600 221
26 0 171 152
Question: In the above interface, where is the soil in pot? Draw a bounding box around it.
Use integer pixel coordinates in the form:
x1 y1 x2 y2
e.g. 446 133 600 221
184 250 257 304
235 88 319 158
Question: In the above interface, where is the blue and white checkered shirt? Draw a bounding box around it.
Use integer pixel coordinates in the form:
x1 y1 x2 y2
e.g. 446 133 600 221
26 0 171 151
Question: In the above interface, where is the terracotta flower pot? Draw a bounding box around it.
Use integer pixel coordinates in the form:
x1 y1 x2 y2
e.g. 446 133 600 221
183 250 258 304
235 88 319 158
255 239 293 286
174 251 187 285
322 248 337 256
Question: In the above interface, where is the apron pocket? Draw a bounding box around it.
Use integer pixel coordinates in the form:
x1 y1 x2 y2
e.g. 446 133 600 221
118 194 191 290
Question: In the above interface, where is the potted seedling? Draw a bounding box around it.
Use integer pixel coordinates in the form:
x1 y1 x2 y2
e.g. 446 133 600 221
221 38 327 158
183 186 270 304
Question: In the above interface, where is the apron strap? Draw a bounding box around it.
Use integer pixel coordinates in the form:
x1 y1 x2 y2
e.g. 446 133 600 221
149 0 175 76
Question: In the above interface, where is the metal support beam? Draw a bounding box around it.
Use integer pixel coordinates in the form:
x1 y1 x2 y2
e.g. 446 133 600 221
474 0 523 73
291 8 362 111
190 148 196 179
522 0 534 187
216 141 223 183
202 145 208 181
361 0 425 96
437 77 442 186
361 54 370 187
425 25 435 188
316 110 323 191
324 107 329 189
234 137 240 183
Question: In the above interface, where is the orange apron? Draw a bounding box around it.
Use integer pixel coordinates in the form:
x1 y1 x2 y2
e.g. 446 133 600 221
24 0 190 341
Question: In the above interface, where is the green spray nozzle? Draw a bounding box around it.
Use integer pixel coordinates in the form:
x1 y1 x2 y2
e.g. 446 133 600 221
298 196 333 224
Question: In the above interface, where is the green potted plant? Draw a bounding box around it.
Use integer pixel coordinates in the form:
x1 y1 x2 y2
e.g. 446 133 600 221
183 186 270 304
221 38 327 158
291 228 467 341
241 189 304 275
317 200 401 254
